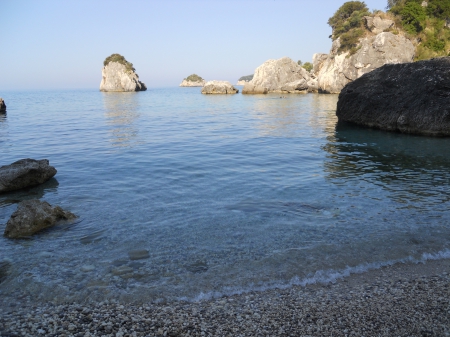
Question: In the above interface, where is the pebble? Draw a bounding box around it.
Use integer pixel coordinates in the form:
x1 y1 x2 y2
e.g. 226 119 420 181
1 259 449 336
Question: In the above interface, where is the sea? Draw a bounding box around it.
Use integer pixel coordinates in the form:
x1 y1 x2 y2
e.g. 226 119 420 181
0 87 449 304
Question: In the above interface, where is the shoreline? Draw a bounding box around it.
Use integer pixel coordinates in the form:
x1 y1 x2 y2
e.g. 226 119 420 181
1 258 449 336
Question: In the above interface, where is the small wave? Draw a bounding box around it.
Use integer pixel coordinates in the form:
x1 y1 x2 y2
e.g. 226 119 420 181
181 248 450 302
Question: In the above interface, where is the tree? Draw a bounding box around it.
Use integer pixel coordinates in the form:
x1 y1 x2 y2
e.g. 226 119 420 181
302 62 313 72
328 1 370 40
400 2 426 33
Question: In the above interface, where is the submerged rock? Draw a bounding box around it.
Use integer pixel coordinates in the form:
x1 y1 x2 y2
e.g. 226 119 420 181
180 74 206 87
317 32 415 93
0 98 6 113
100 54 147 92
0 159 57 194
3 199 77 239
242 57 316 94
201 81 239 94
336 57 450 136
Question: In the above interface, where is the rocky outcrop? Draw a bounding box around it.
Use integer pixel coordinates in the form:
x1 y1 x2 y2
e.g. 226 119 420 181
364 16 394 34
312 54 328 75
242 57 317 94
180 79 205 87
180 74 206 87
317 32 415 93
100 61 146 92
0 98 6 113
237 75 254 85
336 57 450 136
3 199 76 238
201 81 239 94
0 159 57 194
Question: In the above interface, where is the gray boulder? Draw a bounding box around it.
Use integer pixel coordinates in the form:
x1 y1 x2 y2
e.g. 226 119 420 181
4 199 76 238
201 81 239 94
336 57 450 136
364 16 394 34
317 32 415 93
0 159 57 194
0 98 6 113
242 57 316 94
100 61 146 92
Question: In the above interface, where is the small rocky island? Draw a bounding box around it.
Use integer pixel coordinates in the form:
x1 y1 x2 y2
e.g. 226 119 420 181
0 98 6 112
180 74 206 87
201 81 239 94
336 57 450 136
242 57 317 94
237 74 253 85
100 54 147 92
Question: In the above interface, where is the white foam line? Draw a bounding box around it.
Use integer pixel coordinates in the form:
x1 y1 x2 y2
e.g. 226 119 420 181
180 248 450 302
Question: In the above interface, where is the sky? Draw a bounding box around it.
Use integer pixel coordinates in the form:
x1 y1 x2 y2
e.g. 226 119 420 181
1 0 389 90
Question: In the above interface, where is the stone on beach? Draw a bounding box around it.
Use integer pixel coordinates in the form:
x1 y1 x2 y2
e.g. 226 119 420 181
3 199 77 239
242 57 316 94
201 81 239 94
0 98 6 112
0 159 57 194
336 57 450 136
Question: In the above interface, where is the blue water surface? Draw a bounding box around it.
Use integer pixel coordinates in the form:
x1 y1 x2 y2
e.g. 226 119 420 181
0 88 449 303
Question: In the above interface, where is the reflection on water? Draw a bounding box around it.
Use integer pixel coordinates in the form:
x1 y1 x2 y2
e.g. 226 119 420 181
102 93 141 148
0 178 60 208
249 94 339 137
323 122 450 206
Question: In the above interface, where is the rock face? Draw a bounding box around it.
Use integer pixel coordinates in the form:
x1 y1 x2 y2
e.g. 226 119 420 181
0 98 6 113
3 199 77 238
201 81 239 94
0 159 57 194
336 57 450 136
179 79 205 87
242 57 317 94
312 54 328 75
317 32 415 93
100 62 147 92
364 16 394 34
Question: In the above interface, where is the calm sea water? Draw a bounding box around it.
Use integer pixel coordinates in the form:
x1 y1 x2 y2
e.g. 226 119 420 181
1 88 449 303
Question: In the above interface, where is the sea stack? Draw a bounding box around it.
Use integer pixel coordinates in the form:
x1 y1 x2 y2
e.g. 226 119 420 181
100 54 147 92
180 74 206 87
336 57 450 136
0 98 6 112
242 57 317 94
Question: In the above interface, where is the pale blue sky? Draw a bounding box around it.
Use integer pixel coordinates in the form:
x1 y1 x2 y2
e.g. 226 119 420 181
1 0 388 90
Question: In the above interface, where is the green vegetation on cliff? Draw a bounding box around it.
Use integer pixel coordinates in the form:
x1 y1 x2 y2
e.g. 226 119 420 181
387 0 450 59
238 74 254 81
184 74 204 82
328 1 450 59
103 54 135 72
328 1 370 54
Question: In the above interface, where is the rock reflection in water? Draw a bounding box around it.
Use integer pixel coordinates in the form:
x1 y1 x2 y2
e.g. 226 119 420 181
323 122 450 206
102 92 140 148
0 178 59 208
249 94 338 137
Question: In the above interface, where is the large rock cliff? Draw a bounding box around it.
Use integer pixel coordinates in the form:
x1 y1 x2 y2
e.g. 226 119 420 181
336 57 450 136
100 54 146 92
316 31 415 94
242 57 317 94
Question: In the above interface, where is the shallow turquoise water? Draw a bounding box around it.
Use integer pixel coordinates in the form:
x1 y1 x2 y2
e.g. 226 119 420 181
0 88 449 303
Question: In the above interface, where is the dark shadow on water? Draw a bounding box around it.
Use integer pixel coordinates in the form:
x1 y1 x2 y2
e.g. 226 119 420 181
0 178 59 207
323 122 450 203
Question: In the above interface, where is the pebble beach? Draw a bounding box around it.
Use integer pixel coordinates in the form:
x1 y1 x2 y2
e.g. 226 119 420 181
1 258 449 337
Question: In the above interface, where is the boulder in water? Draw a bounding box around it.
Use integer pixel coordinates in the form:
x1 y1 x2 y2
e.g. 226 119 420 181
4 199 77 239
100 54 147 92
0 159 57 194
0 98 6 113
336 57 450 136
201 81 239 94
